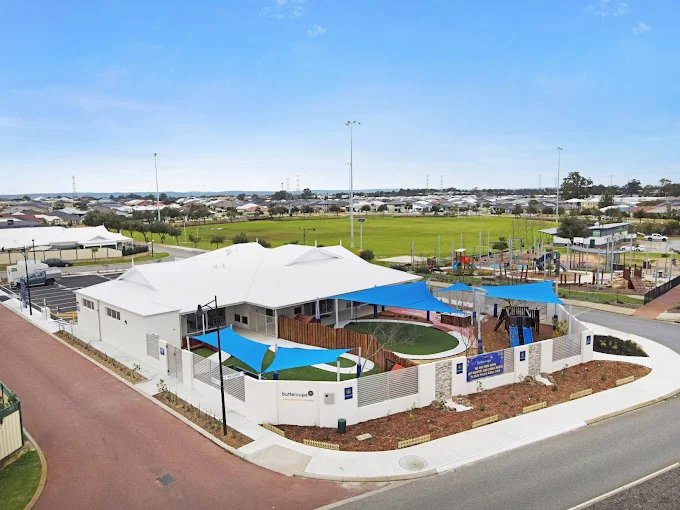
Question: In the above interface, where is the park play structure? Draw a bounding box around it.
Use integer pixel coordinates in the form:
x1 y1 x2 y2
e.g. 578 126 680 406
453 248 477 271
534 252 568 276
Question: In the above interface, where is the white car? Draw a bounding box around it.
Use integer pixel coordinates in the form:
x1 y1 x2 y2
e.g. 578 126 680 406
621 245 644 252
646 233 668 242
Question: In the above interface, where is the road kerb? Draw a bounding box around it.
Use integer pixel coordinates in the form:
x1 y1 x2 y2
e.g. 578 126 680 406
23 428 47 510
585 387 680 425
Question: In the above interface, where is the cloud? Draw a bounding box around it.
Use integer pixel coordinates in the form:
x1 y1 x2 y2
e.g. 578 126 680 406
261 0 305 19
632 21 650 35
587 0 629 17
307 24 326 37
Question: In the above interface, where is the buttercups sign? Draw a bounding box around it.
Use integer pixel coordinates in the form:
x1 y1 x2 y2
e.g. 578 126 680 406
281 390 316 401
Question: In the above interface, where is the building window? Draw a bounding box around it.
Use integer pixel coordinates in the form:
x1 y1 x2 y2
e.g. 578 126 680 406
294 306 302 314
241 316 248 325
105 307 120 320
82 298 95 310
265 308 274 317
235 313 241 322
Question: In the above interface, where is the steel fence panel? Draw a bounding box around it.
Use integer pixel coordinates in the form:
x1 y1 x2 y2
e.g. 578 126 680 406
552 334 582 362
357 372 389 407
146 334 160 360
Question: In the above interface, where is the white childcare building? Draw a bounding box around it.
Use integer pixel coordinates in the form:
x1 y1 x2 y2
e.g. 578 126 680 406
74 243 419 361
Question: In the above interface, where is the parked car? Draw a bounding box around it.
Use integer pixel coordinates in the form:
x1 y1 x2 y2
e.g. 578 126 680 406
621 245 644 252
11 270 56 288
646 233 668 242
44 258 73 267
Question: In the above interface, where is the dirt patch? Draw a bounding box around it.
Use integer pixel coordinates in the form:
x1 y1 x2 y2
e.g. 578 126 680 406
55 331 146 384
155 391 252 449
279 360 651 452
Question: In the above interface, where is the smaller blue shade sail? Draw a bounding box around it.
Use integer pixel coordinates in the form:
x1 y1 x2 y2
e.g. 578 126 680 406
480 281 563 305
435 282 475 292
192 326 271 373
263 347 351 374
330 281 463 314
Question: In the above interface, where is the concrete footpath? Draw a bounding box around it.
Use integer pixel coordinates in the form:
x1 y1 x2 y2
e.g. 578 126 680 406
4 292 680 482
633 284 680 320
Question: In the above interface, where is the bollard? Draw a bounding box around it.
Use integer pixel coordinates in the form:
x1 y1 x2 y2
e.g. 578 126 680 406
493 303 498 318
337 418 346 434
273 372 279 380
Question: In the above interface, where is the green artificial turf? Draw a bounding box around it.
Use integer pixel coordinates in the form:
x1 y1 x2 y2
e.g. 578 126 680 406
344 322 459 355
190 346 216 358
0 451 42 510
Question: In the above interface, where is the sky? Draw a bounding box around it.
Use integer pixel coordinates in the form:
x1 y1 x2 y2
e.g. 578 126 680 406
1 0 679 194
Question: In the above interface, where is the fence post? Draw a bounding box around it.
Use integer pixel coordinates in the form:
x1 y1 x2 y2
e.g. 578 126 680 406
182 350 194 389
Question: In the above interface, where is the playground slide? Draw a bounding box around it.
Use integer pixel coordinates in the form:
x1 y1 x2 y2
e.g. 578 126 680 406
453 262 460 270
522 327 534 345
469 264 477 270
509 326 520 348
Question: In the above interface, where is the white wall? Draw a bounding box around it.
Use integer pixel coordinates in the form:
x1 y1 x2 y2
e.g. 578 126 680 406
144 312 181 348
276 380 321 426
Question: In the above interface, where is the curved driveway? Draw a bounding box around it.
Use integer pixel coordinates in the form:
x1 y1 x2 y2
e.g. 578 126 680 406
0 307 370 509
339 310 680 510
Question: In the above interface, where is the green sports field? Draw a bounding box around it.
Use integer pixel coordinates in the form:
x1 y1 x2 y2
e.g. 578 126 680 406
142 215 556 259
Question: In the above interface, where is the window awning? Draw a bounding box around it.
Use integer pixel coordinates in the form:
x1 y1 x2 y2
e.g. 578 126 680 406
263 347 351 374
330 281 463 314
192 326 272 373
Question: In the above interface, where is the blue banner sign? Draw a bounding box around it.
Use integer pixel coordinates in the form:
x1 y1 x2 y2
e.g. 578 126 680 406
467 351 504 382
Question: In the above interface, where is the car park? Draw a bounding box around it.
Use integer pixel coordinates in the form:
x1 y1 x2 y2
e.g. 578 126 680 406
44 258 74 267
11 270 57 288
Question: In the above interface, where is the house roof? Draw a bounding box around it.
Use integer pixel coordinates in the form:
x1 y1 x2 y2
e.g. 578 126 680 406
76 243 420 316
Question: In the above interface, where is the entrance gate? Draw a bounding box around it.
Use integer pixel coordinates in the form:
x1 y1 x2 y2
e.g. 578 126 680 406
167 344 183 382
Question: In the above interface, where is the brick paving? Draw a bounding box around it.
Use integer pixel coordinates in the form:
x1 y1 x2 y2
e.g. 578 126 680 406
0 307 371 510
632 285 680 319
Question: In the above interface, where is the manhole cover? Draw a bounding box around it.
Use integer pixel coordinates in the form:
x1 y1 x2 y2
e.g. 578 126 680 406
399 455 428 471
157 474 176 486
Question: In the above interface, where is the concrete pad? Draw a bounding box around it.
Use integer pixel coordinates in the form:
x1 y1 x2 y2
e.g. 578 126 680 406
245 444 312 476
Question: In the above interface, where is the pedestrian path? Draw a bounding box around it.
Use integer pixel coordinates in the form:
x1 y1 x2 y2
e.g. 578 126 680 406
633 284 680 319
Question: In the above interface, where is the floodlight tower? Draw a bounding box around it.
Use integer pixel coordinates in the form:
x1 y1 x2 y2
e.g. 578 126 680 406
345 121 360 248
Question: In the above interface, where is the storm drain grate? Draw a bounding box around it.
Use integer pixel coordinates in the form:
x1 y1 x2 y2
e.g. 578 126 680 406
157 474 176 486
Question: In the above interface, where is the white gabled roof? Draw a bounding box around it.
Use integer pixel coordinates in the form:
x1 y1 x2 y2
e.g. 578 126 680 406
77 243 420 316
0 225 131 251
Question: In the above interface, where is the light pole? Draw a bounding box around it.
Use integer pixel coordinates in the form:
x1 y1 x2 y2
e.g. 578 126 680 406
32 239 36 262
300 227 316 246
556 147 562 223
154 153 161 222
196 297 227 437
345 121 360 249
358 218 366 251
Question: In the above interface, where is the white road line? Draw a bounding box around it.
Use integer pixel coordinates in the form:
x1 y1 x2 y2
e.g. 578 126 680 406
569 462 680 509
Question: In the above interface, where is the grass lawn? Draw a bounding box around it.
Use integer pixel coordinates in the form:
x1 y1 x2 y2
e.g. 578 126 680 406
224 349 380 381
137 215 556 259
190 346 216 358
324 356 356 368
0 450 42 510
558 288 643 305
344 322 459 355
71 252 170 266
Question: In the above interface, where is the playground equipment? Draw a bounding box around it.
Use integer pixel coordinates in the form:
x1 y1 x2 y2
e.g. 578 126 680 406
452 248 477 271
534 252 567 275
494 305 540 346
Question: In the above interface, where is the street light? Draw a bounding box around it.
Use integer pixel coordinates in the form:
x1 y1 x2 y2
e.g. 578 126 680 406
196 297 227 437
154 153 161 222
357 218 366 251
556 147 563 224
300 227 316 246
345 121 360 249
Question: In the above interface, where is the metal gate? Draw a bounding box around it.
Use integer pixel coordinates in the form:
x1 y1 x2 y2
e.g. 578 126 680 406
167 344 183 382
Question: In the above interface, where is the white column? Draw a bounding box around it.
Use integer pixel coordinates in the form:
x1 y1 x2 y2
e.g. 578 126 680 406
315 297 320 319
182 349 194 389
274 308 279 338
335 299 339 325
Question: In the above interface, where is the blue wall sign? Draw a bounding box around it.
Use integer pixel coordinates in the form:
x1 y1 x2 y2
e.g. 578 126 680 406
456 362 463 375
160 347 165 356
520 350 526 362
467 351 504 382
344 387 353 400
586 335 591 345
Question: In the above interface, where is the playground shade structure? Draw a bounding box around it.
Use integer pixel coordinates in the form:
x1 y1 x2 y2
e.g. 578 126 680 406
479 281 563 305
330 281 463 314
193 327 351 374
436 282 475 293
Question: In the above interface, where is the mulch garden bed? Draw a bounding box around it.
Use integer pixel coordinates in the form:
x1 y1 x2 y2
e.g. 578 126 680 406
55 331 146 384
155 391 252 449
279 360 651 452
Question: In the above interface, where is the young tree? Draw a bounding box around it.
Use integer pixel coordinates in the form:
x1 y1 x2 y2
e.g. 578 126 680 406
210 235 227 249
599 192 614 208
301 205 314 216
329 204 342 215
556 216 589 241
138 223 150 242
232 232 249 244
291 206 301 216
360 204 371 215
377 204 388 216
357 322 419 373
257 238 272 248
90 246 99 262
623 179 642 196
300 187 314 199
512 204 524 217
526 200 539 215
431 204 442 215
633 209 646 223
188 234 201 248
541 206 555 216
359 249 375 261
226 209 237 222
492 236 509 264
167 226 181 245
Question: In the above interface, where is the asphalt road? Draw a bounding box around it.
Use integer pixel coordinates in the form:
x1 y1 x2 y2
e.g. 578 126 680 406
339 310 680 510
588 465 680 510
0 307 371 509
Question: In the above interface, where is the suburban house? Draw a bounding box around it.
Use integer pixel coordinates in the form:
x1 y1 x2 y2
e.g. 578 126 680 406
74 243 420 361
